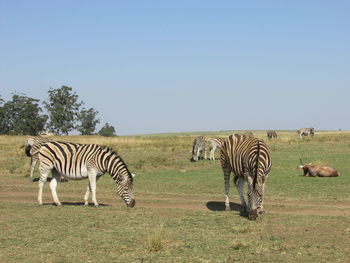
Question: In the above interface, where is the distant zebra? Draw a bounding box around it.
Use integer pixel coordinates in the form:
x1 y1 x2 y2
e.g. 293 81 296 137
209 137 226 161
220 134 272 220
191 136 207 162
297 127 314 138
32 141 135 207
267 130 277 140
24 136 52 178
244 131 254 137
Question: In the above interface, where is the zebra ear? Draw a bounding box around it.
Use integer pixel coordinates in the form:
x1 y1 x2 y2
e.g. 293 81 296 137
131 173 136 178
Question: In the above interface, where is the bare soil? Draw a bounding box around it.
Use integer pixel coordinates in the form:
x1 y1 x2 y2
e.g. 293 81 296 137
1 189 349 217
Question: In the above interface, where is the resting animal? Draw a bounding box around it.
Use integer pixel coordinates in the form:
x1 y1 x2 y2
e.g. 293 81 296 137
299 164 339 177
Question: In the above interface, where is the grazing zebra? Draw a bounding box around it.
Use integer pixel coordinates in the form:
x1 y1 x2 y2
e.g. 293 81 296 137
244 131 254 137
33 141 136 207
220 134 272 220
24 136 52 178
267 130 277 140
191 136 207 162
297 127 314 138
209 137 226 161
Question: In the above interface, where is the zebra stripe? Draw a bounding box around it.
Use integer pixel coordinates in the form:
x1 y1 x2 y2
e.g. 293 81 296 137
191 136 207 162
209 137 226 161
24 136 52 178
35 141 135 207
220 134 272 220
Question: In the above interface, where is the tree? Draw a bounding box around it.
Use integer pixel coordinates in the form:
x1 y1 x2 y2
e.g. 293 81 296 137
0 94 47 135
0 95 6 133
77 108 100 135
98 123 116 137
44 86 83 135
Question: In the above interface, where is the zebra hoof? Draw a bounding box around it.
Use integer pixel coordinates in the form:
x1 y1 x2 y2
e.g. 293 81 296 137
84 203 89 207
56 203 63 207
94 204 99 207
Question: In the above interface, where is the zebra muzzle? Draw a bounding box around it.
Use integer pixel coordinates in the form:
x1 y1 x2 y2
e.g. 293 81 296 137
127 199 136 208
248 209 258 220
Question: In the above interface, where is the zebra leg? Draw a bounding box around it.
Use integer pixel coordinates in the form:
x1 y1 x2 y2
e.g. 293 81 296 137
50 170 62 206
258 187 266 214
84 176 102 206
38 167 50 206
84 182 92 206
88 170 99 207
223 168 231 211
30 158 37 178
209 148 214 161
236 177 248 212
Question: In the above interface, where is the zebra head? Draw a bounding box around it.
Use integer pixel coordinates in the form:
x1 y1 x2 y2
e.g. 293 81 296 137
116 172 136 208
247 171 267 220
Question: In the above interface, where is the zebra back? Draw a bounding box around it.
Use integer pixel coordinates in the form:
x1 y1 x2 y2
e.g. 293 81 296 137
209 137 225 149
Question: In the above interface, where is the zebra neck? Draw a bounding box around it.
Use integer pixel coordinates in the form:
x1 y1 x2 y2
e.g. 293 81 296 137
105 153 130 180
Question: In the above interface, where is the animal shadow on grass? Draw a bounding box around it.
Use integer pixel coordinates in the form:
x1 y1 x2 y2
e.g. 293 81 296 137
32 177 68 183
206 201 248 218
42 202 109 207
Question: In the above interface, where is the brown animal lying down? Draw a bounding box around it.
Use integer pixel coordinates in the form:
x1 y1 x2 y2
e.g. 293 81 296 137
299 165 339 177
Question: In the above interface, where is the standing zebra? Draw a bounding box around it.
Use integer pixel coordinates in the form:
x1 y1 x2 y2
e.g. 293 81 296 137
220 134 272 220
24 136 52 178
209 137 226 161
191 136 207 162
297 127 314 138
32 141 135 207
266 130 277 140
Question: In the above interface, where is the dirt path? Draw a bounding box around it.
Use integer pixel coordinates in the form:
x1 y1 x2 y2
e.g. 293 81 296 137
1 189 349 217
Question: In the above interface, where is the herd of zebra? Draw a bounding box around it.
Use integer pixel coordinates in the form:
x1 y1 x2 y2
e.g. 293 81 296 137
23 127 314 220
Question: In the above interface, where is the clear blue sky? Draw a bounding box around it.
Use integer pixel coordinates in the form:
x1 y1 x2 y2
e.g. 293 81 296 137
1 1 349 135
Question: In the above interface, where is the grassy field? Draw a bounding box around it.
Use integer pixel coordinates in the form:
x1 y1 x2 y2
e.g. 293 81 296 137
1 131 350 263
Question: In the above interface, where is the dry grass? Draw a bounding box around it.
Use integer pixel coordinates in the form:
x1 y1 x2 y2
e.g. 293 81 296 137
0 131 350 262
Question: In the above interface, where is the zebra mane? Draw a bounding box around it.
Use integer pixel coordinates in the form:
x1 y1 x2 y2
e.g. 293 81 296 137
101 146 133 180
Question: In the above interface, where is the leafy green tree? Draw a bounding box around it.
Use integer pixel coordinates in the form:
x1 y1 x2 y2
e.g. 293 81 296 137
77 108 100 135
0 95 6 133
0 94 47 135
98 123 116 137
44 86 83 135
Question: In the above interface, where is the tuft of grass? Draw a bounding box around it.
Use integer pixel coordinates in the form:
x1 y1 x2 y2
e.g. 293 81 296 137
229 239 249 250
147 223 165 252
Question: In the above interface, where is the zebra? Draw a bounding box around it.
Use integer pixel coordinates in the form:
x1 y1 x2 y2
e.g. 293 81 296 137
209 137 226 161
244 131 254 137
297 127 314 138
220 134 272 220
266 130 277 140
32 141 136 207
191 136 207 162
24 136 52 178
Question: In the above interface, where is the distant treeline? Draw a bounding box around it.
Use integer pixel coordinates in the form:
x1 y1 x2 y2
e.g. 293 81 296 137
0 86 116 136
